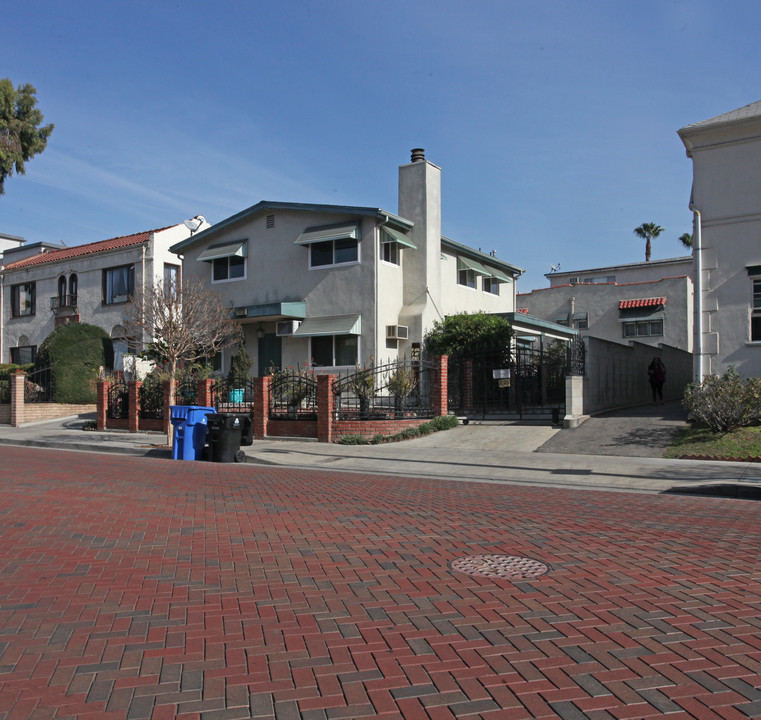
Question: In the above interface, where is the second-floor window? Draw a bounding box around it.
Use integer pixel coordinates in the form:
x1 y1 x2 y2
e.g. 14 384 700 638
751 278 761 341
103 265 134 305
458 268 477 289
483 277 500 295
310 238 358 268
213 255 245 281
11 283 35 317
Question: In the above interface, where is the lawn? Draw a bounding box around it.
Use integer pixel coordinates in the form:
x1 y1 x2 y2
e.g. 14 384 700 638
665 424 761 460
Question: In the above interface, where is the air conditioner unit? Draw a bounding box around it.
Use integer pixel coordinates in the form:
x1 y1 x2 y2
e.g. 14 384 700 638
235 307 248 317
568 277 579 285
386 324 409 340
276 320 301 337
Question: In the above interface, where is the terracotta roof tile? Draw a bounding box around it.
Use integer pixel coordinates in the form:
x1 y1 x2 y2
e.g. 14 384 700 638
619 297 666 309
3 226 174 270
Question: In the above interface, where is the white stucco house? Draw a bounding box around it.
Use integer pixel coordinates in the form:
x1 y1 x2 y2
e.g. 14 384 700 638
170 149 525 375
678 100 761 378
1 218 209 365
517 257 694 352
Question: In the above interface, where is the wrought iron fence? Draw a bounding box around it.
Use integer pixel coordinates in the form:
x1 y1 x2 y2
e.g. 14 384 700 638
332 357 437 420
211 377 256 413
269 369 317 419
107 380 129 419
24 367 55 403
175 376 199 406
567 335 586 375
138 377 164 419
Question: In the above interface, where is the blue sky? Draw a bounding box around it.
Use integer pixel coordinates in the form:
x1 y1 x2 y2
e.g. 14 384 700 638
3 0 759 289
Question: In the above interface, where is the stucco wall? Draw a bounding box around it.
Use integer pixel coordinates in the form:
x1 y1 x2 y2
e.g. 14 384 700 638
517 275 693 352
583 337 693 414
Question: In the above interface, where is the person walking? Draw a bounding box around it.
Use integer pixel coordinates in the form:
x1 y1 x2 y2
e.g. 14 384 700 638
648 356 666 405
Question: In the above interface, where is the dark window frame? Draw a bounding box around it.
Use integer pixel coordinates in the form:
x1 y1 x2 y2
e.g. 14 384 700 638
309 238 359 268
102 264 135 305
10 282 36 318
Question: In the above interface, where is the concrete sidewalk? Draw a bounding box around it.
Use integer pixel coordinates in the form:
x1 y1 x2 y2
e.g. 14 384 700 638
1 410 760 498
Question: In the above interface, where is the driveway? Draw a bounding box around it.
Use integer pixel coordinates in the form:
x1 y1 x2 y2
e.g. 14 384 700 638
537 400 688 457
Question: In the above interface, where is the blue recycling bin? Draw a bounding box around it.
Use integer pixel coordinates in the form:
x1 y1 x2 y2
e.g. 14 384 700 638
170 405 215 460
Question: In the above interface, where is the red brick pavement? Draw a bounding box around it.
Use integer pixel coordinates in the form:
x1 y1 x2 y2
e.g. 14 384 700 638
0 445 760 720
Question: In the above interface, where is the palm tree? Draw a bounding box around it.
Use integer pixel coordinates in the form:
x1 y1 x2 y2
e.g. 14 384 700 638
633 222 664 262
678 232 693 249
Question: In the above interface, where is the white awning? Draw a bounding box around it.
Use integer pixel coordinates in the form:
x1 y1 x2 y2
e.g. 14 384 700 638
295 223 360 245
293 314 362 336
196 240 247 262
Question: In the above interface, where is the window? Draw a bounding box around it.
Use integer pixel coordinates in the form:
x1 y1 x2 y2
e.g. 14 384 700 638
212 255 245 281
483 277 500 295
458 268 477 288
622 319 663 337
10 283 35 317
57 276 67 304
311 335 358 367
310 238 359 268
69 274 77 304
751 278 761 341
572 312 588 330
164 263 180 298
103 265 134 304
381 241 400 265
10 345 36 364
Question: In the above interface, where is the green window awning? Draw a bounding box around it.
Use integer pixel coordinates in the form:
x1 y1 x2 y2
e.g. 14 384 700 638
457 256 490 276
293 314 362 337
196 240 247 262
381 227 416 249
295 223 360 245
484 265 512 283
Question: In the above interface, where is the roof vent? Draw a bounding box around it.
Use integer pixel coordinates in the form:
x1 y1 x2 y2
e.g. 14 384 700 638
411 148 425 163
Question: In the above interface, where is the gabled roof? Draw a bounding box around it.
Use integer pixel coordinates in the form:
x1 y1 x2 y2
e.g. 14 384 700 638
619 297 666 309
170 201 413 255
679 100 761 133
3 226 173 270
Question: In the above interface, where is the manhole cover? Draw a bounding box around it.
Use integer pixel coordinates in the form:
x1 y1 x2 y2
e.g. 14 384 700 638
449 554 549 580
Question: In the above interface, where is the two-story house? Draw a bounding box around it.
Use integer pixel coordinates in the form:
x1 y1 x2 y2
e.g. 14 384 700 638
679 99 761 377
1 218 208 365
170 150 525 375
517 257 694 352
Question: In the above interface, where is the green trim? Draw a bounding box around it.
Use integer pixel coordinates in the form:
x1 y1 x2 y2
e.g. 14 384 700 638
485 266 512 283
196 240 247 262
457 256 490 276
233 301 306 320
442 235 524 276
381 227 416 249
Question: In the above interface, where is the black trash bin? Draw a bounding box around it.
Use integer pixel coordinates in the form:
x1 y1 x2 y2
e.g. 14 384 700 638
240 413 254 446
206 413 246 463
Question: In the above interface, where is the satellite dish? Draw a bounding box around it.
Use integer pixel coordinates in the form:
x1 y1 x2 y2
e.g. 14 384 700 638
183 215 206 233
550 262 561 272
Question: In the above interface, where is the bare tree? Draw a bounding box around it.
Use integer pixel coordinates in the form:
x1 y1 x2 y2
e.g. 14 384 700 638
123 275 241 412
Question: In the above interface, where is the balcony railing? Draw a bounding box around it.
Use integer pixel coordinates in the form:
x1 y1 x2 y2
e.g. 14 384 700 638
50 295 78 310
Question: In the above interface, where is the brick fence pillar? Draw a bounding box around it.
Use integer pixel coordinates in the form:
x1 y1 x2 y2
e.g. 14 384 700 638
197 378 214 409
129 381 141 433
252 376 270 439
317 374 335 443
10 372 25 427
97 380 110 430
431 354 448 417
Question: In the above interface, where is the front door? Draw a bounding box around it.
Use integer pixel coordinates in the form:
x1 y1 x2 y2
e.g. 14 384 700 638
258 333 282 375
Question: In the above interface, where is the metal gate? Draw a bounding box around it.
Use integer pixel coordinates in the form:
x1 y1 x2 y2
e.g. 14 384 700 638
448 339 583 421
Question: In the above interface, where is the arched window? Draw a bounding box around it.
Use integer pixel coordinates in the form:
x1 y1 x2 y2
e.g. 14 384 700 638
57 276 67 305
68 274 78 305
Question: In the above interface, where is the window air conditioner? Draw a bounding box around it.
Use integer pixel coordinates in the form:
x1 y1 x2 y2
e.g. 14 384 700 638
276 320 301 337
386 324 409 340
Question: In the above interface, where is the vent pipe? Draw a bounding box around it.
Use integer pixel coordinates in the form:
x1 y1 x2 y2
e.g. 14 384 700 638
411 148 425 163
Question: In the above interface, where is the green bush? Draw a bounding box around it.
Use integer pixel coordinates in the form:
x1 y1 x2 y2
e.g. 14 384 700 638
340 434 369 445
424 311 512 357
430 414 459 431
228 344 252 387
683 367 761 433
36 323 112 403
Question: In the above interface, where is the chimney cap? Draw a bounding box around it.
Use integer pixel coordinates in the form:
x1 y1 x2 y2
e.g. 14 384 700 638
410 148 425 163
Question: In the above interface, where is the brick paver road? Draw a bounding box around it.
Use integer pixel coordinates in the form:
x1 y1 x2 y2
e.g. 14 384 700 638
1 445 760 720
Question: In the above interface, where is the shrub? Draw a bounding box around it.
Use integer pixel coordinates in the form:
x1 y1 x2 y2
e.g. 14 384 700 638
340 434 369 445
430 414 459 431
400 426 420 439
228 344 252 387
372 434 386 444
36 324 112 403
682 367 761 433
424 312 512 357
